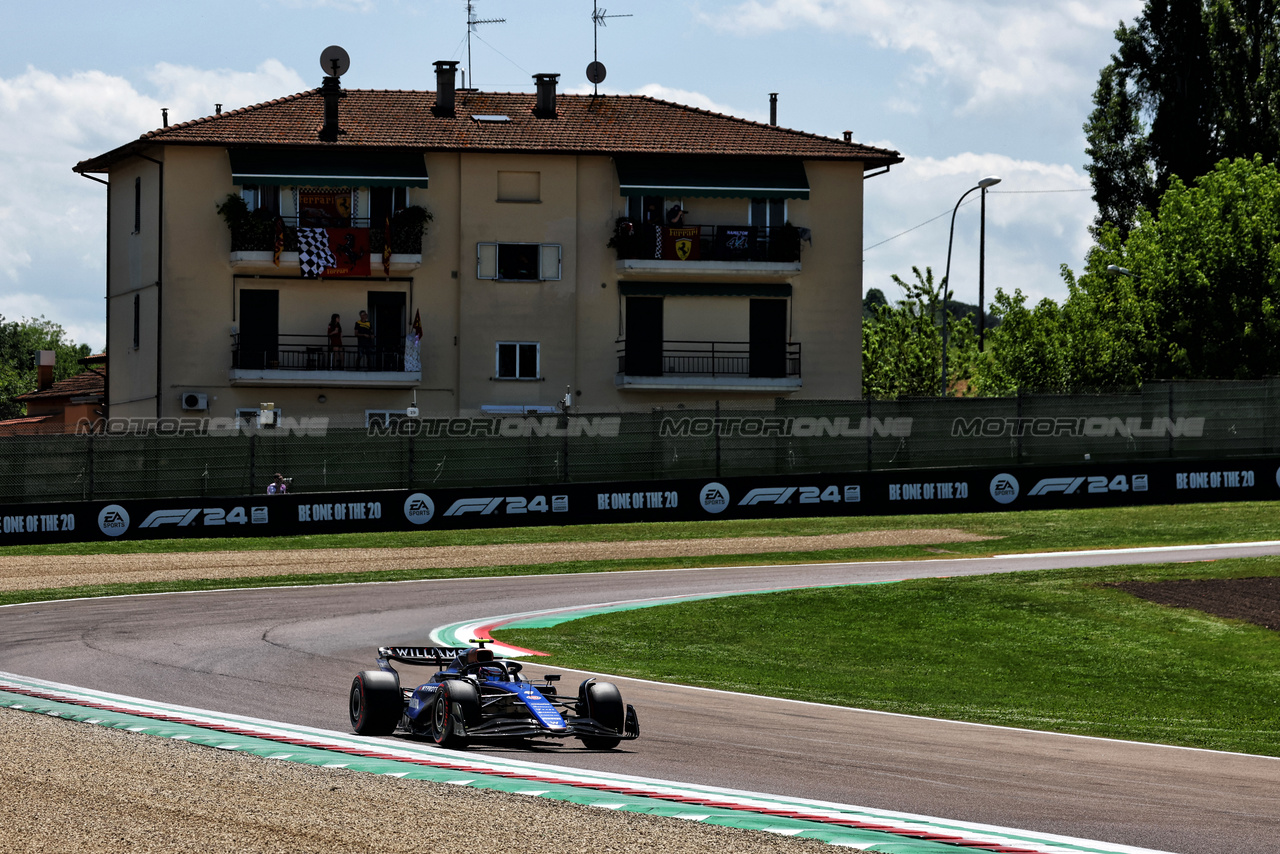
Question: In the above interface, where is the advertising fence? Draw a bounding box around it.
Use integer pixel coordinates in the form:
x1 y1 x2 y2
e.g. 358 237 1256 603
3 455 1276 546
2 380 1279 508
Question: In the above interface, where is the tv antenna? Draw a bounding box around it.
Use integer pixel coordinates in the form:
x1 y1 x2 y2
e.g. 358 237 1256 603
588 0 631 96
465 1 505 89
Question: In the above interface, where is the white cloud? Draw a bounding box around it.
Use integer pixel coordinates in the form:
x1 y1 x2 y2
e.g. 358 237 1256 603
145 60 307 127
0 62 307 352
863 151 1095 309
711 0 1142 113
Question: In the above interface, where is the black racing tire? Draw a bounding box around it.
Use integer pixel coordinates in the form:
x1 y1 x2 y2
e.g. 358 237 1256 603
578 680 624 750
349 670 401 736
431 679 480 749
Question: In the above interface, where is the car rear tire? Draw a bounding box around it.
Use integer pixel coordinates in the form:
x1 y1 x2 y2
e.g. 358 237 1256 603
578 680 624 749
431 679 480 749
350 670 401 736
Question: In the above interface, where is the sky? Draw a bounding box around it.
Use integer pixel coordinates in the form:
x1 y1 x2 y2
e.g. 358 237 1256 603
0 0 1144 353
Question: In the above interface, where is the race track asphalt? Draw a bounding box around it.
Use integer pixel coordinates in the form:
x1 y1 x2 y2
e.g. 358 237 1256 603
3 544 1279 854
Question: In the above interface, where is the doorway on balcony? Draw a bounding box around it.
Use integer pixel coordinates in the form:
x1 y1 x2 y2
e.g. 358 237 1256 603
624 296 663 376
748 298 787 378
368 291 405 371
238 289 279 369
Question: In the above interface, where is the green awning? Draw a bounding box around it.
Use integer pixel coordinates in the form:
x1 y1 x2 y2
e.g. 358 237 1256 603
614 156 808 200
620 282 792 298
228 149 428 188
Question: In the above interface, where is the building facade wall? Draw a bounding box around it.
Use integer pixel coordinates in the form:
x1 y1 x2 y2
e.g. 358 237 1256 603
103 145 868 423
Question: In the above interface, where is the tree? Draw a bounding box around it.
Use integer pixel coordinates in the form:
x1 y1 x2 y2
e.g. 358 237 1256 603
976 156 1280 390
0 316 93 419
862 267 977 398
1085 0 1280 234
1120 155 1280 378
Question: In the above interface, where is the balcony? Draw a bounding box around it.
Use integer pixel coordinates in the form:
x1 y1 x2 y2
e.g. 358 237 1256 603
616 340 802 392
610 221 804 279
230 333 420 387
220 205 429 274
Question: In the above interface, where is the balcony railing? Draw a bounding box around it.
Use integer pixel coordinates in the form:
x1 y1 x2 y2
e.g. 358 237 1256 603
232 333 409 372
617 340 801 379
223 210 429 254
609 221 804 263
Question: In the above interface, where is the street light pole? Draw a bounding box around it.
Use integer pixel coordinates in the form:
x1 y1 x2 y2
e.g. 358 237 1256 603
941 176 1001 395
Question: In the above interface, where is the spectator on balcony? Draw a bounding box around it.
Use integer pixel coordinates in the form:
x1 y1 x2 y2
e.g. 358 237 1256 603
355 310 375 369
327 313 344 369
666 203 687 226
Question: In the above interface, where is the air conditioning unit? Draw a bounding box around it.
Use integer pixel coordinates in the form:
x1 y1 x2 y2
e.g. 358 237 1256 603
181 392 208 411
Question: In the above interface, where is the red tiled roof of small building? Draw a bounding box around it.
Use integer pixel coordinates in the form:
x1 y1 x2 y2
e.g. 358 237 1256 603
76 89 901 172
15 368 106 402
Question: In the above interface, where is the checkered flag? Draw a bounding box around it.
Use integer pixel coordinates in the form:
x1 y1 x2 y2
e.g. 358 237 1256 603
298 228 335 278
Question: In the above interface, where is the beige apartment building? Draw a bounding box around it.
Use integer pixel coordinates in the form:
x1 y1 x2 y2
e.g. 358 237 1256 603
75 62 901 422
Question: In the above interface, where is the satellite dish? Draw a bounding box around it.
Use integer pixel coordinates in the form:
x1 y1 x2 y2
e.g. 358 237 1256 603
320 45 351 77
586 61 607 85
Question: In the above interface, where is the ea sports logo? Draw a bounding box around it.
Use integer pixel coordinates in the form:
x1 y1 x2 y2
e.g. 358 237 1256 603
989 473 1020 505
404 493 435 525
98 504 131 537
699 482 730 514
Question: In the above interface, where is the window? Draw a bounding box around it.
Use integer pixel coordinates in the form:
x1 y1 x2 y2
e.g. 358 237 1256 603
370 187 408 226
365 409 413 428
476 243 562 281
242 184 281 218
133 177 141 234
497 171 541 202
132 294 140 349
626 195 669 226
242 185 277 216
236 407 283 429
495 342 540 379
750 198 786 228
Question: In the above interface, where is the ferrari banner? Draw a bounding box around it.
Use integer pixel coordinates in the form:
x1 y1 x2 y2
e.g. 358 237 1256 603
323 228 371 277
661 226 701 261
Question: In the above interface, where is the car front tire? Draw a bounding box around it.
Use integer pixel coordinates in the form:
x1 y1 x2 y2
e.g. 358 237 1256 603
578 680 624 750
431 679 480 749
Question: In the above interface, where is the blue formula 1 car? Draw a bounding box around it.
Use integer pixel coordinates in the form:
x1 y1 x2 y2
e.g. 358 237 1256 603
348 642 640 749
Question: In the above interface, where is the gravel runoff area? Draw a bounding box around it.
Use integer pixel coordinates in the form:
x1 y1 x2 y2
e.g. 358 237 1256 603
0 708 831 854
0 528 996 591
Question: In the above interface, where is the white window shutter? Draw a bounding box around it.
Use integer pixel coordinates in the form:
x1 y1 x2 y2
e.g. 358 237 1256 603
540 244 562 281
477 243 498 279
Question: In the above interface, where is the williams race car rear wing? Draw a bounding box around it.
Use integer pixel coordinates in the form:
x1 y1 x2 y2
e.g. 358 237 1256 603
377 646 468 667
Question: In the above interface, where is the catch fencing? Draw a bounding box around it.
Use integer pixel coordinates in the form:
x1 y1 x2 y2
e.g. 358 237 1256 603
3 380 1278 505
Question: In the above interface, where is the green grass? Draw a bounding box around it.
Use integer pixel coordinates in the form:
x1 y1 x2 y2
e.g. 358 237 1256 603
496 557 1280 755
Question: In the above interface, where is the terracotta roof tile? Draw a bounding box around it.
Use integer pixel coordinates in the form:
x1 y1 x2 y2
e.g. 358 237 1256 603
16 369 106 402
77 89 901 171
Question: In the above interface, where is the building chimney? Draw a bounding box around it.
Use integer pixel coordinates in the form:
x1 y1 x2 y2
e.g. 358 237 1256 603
433 60 459 118
161 108 169 127
843 130 853 143
36 350 55 391
769 93 777 126
215 104 222 115
319 75 345 141
534 73 560 118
